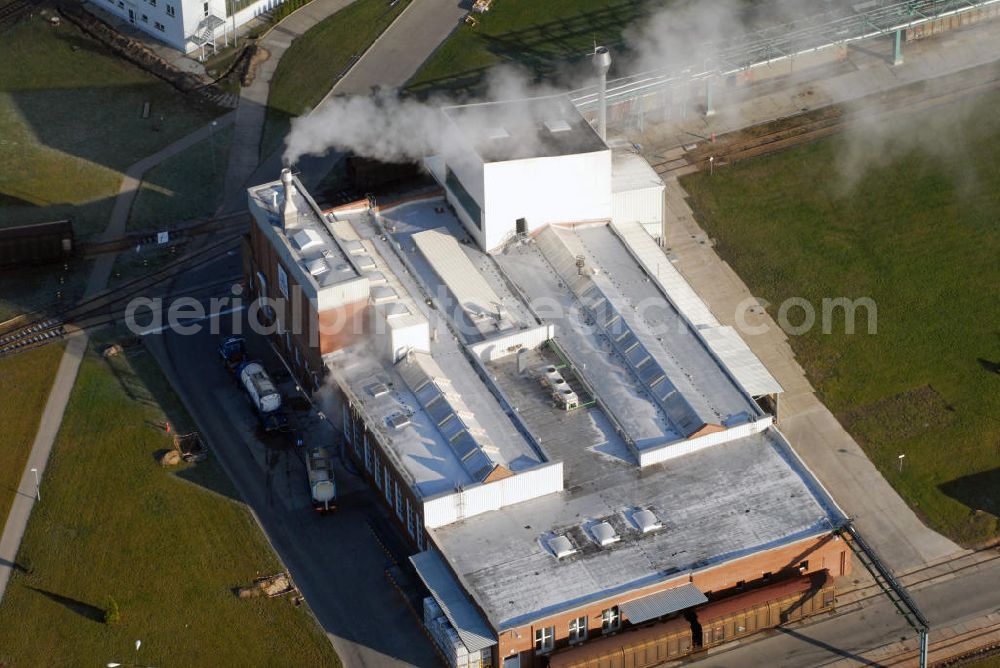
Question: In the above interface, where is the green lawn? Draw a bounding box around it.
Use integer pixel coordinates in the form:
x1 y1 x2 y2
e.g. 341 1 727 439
129 125 234 230
0 13 223 238
0 342 340 666
0 345 65 534
259 0 414 160
680 91 1000 546
406 0 651 96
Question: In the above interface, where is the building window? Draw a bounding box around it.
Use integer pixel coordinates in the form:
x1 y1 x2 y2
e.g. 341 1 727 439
141 13 148 22
569 616 587 643
363 437 372 472
394 480 403 519
154 21 164 31
445 166 482 230
373 452 381 485
763 571 772 583
799 560 809 573
203 1 209 16
165 3 175 15
534 626 554 653
601 606 620 633
294 345 301 369
406 499 414 537
822 590 835 608
277 264 289 298
416 514 424 549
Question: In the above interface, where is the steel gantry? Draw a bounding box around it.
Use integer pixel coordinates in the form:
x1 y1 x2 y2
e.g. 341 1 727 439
570 0 1000 113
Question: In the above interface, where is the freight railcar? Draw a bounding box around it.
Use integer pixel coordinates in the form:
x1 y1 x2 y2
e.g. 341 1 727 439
0 220 74 266
546 571 835 668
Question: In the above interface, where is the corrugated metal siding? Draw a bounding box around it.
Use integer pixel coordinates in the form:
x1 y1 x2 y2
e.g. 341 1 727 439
610 219 720 328
621 583 708 624
469 324 555 362
612 186 664 228
638 417 773 467
423 462 564 528
411 550 497 652
698 326 783 397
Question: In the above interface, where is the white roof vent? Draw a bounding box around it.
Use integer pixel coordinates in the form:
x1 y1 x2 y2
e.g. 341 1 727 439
388 413 412 429
291 228 323 251
487 126 510 140
365 382 390 398
633 509 662 534
544 119 571 133
548 535 576 559
591 521 620 547
307 258 329 276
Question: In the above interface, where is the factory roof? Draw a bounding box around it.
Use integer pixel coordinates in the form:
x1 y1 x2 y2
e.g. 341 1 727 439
442 95 608 163
327 205 543 498
247 176 365 305
430 427 844 629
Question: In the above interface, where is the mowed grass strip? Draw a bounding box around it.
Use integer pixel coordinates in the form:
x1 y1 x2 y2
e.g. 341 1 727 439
0 14 222 237
680 91 1000 545
0 344 65 532
0 345 340 666
260 0 414 160
406 0 649 96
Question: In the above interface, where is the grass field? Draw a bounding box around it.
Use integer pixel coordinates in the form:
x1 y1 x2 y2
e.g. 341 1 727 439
681 91 1000 545
0 341 340 665
0 345 65 534
406 0 650 96
129 125 234 230
0 13 222 238
259 0 413 160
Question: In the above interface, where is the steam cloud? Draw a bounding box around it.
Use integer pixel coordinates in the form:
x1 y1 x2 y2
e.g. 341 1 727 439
281 0 994 193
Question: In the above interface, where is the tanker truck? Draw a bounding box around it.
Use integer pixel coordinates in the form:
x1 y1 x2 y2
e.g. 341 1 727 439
306 447 337 513
238 360 288 432
218 336 288 431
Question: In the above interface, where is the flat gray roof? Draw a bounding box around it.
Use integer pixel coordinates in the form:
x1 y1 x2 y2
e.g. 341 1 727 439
430 427 844 630
442 95 608 163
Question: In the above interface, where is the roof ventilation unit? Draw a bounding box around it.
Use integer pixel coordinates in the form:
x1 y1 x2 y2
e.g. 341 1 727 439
633 509 663 534
544 119 571 133
366 382 390 398
548 534 576 559
388 413 412 429
591 521 620 547
307 258 330 276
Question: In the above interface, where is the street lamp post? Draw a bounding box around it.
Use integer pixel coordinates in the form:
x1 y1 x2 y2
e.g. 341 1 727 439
898 453 906 473
29 467 39 501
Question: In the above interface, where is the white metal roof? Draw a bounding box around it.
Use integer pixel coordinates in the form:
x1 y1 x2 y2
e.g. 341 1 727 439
413 228 505 319
611 143 666 193
410 550 497 652
621 583 707 624
699 326 784 397
610 219 720 327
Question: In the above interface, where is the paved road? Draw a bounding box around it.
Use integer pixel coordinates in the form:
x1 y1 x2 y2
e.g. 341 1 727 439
221 0 356 214
0 113 235 601
692 555 1000 667
327 0 467 97
147 248 438 667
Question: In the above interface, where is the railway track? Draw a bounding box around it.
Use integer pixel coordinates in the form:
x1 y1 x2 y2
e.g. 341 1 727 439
0 0 30 30
0 233 242 357
652 61 1000 177
78 212 248 257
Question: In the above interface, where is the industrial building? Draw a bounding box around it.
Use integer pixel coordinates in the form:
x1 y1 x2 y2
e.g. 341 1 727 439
244 96 849 667
425 94 667 250
88 0 275 56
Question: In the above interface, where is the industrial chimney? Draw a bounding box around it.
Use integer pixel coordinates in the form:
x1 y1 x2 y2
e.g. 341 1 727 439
592 46 612 142
280 167 298 229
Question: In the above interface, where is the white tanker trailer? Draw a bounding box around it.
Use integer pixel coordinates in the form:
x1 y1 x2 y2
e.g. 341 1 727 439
237 360 287 431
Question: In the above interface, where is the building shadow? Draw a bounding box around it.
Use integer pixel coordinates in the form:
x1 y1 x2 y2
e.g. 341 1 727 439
939 468 1000 518
26 586 106 623
776 627 886 667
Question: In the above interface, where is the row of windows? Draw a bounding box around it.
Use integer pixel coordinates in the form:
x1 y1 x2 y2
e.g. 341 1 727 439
352 411 424 550
108 0 174 27
534 607 621 653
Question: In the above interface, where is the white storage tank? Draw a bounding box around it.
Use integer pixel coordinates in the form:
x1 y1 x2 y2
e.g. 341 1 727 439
239 362 282 414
